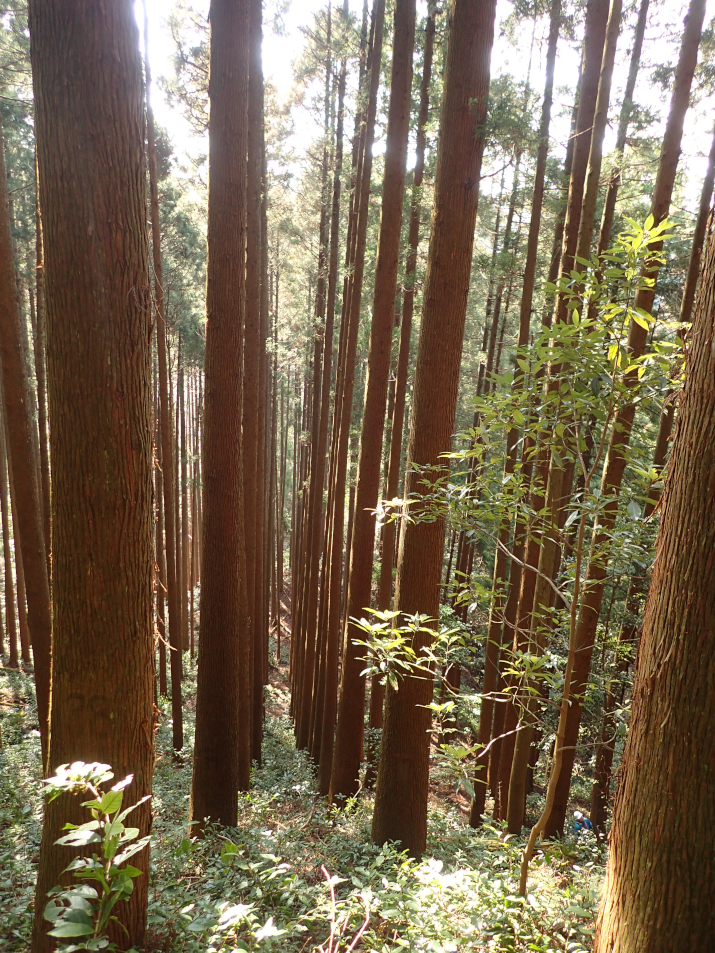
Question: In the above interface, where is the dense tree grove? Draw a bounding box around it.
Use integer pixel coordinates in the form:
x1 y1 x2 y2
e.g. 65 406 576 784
0 0 714 951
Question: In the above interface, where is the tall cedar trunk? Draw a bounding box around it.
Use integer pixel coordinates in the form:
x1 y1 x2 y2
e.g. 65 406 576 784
190 0 251 827
296 8 332 750
331 0 416 801
319 0 384 796
371 0 496 855
593 214 715 953
0 130 52 762
33 197 51 565
180 357 189 654
370 5 436 775
310 42 348 763
156 417 168 697
505 0 610 833
29 0 154 947
8 448 31 665
595 0 649 258
244 0 262 776
144 8 183 750
492 76 580 818
468 0 562 827
543 0 705 838
0 402 18 666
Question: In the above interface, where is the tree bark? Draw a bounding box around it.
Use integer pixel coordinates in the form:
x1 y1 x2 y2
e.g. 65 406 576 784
543 0 705 838
144 6 183 751
0 127 52 762
371 0 496 856
190 0 251 827
29 0 154 946
331 0 416 802
593 212 715 953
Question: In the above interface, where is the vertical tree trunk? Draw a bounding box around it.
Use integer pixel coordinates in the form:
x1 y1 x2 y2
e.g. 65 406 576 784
318 0 385 796
543 0 705 838
331 0 416 802
506 0 611 833
0 127 52 762
371 0 496 856
0 402 18 667
593 212 715 953
33 196 51 566
369 5 436 782
190 0 251 826
144 6 183 750
180 354 190 654
29 0 154 947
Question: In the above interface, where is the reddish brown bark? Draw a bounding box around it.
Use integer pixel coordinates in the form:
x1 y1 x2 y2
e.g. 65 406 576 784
544 0 705 838
190 0 251 826
331 0 416 802
144 8 183 751
594 212 715 953
371 0 496 855
29 0 155 947
0 126 52 762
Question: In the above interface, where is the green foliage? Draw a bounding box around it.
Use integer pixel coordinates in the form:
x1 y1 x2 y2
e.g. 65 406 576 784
42 762 151 952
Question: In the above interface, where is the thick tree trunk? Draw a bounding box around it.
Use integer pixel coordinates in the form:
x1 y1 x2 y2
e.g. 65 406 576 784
331 0 416 802
593 213 715 953
29 1 154 948
190 0 251 827
371 0 496 856
0 129 52 762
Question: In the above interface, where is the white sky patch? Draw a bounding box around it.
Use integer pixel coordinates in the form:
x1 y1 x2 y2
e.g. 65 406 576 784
137 0 714 213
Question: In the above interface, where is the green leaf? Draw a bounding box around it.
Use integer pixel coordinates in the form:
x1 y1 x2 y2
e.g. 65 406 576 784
56 829 102 848
48 922 95 938
627 501 641 520
100 789 123 817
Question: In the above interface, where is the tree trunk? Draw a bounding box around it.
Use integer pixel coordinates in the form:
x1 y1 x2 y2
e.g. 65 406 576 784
318 0 384 796
543 0 705 838
371 0 496 856
29 0 154 947
0 402 18 667
190 0 251 828
593 213 715 953
33 197 51 567
505 0 611 834
331 0 416 802
369 6 436 786
144 7 183 751
0 126 52 762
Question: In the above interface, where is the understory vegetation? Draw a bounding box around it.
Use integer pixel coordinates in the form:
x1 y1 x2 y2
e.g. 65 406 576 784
1 653 603 953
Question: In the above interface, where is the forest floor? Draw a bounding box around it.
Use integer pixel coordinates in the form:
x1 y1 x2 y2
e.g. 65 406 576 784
0 622 605 953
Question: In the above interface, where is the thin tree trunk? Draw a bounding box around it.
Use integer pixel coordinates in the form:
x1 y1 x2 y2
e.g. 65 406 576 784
0 126 52 763
0 402 18 667
318 0 385 795
33 195 51 566
371 0 496 856
331 0 416 802
369 5 436 785
543 0 706 838
144 5 183 750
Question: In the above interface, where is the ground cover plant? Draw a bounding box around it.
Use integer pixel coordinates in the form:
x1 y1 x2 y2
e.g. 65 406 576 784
0 657 603 953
